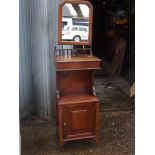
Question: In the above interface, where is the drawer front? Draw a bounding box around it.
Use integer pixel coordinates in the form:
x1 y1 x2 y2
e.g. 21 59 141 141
62 102 97 140
57 61 101 71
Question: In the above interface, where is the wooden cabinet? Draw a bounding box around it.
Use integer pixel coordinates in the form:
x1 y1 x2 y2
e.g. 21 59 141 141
56 54 101 148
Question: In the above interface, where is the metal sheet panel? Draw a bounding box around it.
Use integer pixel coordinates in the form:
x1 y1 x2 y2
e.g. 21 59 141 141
30 0 57 120
19 0 60 121
48 0 61 118
19 0 33 120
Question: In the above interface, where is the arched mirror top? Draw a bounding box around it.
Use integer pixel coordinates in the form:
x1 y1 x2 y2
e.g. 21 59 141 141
58 0 93 46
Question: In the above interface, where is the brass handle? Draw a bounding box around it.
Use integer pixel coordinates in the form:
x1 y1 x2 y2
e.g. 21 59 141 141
63 122 67 126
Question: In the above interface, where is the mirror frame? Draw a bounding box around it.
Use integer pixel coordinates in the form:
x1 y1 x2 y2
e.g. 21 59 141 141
58 0 93 46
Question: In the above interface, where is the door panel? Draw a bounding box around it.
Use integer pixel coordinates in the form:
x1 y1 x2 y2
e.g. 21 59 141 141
70 109 87 131
63 103 95 139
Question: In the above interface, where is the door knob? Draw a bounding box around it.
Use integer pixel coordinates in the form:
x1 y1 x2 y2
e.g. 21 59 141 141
63 122 67 126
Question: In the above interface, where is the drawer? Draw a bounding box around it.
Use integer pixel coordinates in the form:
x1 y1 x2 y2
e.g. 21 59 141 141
57 61 101 71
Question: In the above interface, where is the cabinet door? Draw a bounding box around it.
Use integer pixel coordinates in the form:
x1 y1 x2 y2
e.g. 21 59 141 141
62 103 96 140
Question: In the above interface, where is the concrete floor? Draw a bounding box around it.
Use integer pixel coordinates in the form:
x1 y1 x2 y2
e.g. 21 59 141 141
21 76 135 155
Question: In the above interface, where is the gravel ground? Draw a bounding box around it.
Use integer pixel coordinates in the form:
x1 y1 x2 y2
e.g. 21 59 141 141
21 76 135 155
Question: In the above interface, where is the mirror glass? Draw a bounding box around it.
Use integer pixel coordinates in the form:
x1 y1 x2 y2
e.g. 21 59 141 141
58 1 93 45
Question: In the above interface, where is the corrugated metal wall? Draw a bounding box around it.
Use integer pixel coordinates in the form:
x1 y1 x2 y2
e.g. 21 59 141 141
19 0 33 120
48 0 60 118
30 0 53 121
20 0 60 121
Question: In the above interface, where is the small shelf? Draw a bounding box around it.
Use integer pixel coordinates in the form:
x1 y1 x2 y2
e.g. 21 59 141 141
56 54 101 62
58 94 99 105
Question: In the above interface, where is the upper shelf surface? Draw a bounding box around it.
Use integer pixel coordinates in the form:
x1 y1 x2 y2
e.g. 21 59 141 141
56 54 101 71
56 54 101 62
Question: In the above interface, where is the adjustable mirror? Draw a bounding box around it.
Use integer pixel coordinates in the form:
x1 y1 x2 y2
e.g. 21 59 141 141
58 0 93 46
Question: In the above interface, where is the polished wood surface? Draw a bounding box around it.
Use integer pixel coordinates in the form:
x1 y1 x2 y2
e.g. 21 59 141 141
57 71 93 95
57 100 99 144
56 54 101 148
56 54 101 62
58 0 93 46
58 94 99 105
61 102 99 140
56 0 100 148
56 54 101 71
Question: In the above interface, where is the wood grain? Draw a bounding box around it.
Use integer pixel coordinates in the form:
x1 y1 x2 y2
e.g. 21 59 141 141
56 54 101 148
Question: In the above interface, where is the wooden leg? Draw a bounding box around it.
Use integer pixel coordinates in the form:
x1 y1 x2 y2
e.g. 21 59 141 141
59 140 64 150
56 127 59 139
95 102 99 145
95 136 99 145
91 137 98 147
58 106 64 149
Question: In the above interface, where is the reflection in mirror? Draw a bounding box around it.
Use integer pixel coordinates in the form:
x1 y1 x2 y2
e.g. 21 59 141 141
62 3 89 43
